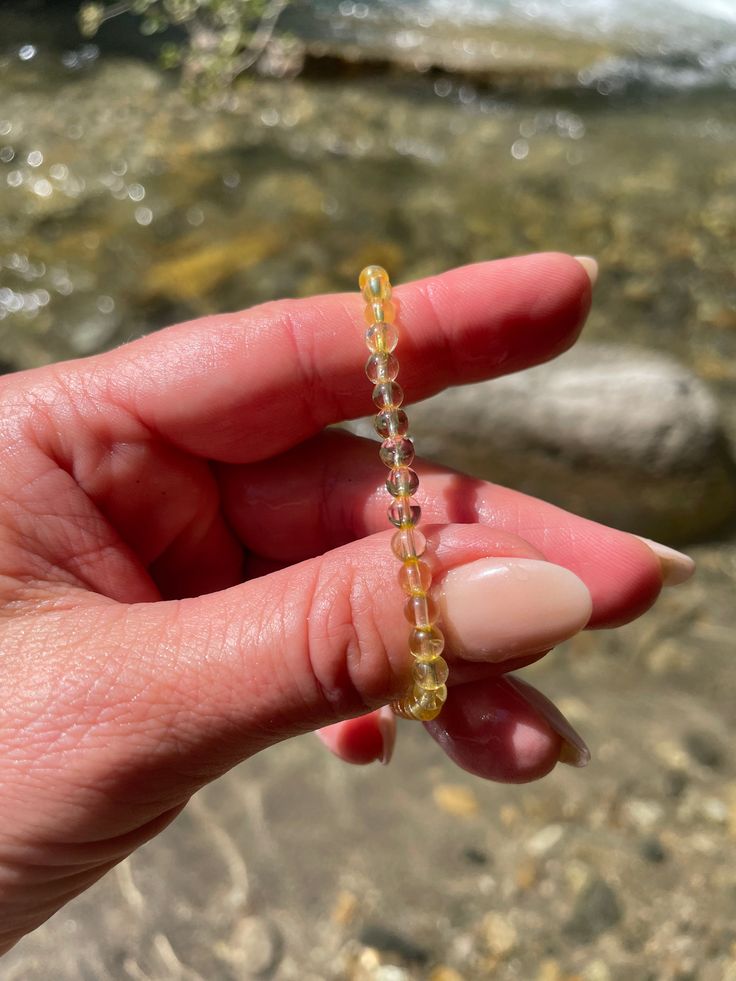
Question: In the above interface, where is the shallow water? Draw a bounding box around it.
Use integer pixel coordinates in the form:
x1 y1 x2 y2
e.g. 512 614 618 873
1 2 735 403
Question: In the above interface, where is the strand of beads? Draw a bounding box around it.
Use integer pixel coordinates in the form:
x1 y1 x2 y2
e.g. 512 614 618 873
359 265 449 723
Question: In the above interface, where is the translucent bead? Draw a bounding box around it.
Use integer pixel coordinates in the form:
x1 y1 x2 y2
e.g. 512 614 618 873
391 527 426 561
404 592 439 627
408 688 445 722
388 497 421 528
409 625 445 661
413 657 449 690
365 323 399 354
364 299 396 325
386 467 419 497
372 381 403 409
398 558 432 594
380 436 414 469
360 265 392 302
365 352 399 384
374 409 409 439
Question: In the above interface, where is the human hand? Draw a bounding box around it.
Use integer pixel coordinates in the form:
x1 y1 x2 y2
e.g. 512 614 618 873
0 254 692 951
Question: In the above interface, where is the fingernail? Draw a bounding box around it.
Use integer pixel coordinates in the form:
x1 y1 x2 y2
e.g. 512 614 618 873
635 536 696 586
438 558 592 662
574 255 599 285
377 705 396 765
506 675 591 768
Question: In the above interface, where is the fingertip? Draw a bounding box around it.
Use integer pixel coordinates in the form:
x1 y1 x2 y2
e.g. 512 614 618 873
425 678 563 784
397 252 597 389
583 533 664 628
315 713 387 766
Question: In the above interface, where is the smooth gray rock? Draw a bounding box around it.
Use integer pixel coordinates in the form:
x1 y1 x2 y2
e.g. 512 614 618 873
355 344 736 542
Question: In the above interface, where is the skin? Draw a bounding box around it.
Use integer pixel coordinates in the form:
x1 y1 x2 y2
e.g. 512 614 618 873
0 253 664 952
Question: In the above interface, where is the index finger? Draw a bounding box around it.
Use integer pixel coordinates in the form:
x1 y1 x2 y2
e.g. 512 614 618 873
84 253 593 463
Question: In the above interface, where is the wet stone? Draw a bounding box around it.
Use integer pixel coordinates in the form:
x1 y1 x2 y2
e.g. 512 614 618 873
563 879 623 944
462 846 489 866
358 925 430 966
406 343 736 543
640 837 668 864
684 731 724 770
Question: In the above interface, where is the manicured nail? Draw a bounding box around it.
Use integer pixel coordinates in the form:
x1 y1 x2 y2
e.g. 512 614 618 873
506 675 591 768
574 255 598 285
377 705 396 765
636 536 696 586
437 558 592 662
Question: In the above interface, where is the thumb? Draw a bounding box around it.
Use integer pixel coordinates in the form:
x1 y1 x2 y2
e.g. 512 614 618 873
114 523 590 775
12 523 591 831
4 524 591 845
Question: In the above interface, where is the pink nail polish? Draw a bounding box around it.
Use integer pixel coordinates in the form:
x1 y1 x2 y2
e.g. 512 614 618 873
438 558 592 662
574 255 599 285
376 705 396 765
506 675 591 768
635 536 695 587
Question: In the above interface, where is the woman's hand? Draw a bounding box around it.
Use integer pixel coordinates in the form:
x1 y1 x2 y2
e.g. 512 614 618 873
0 253 692 951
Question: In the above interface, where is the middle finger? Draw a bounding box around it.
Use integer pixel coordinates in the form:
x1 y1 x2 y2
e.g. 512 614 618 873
219 429 662 628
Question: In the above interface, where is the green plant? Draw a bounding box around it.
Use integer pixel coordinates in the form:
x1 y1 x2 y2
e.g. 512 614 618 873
78 0 298 92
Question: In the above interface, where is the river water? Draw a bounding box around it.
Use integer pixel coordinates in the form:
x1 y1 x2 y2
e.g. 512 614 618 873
1 1 735 402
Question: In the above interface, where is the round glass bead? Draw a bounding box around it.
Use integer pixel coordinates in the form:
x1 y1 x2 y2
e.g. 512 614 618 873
380 436 414 469
409 625 445 661
360 265 392 302
364 299 396 325
388 497 421 528
365 323 399 354
374 409 409 439
408 689 445 721
391 527 427 561
398 558 432 594
413 657 449 690
386 467 419 497
419 685 447 710
372 381 403 410
404 592 440 627
365 352 399 384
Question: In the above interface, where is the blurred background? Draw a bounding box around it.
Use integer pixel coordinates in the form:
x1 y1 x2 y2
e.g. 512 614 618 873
1 1 735 978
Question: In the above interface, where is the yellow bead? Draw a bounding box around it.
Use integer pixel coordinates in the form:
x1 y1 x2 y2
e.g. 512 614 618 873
364 299 397 325
407 688 445 721
404 592 439 627
365 323 399 354
359 265 392 302
391 527 426 561
386 466 419 497
388 497 421 528
374 409 409 439
372 381 403 410
380 436 414 469
398 558 432 594
409 625 445 661
413 657 449 690
365 352 399 384
361 263 449 722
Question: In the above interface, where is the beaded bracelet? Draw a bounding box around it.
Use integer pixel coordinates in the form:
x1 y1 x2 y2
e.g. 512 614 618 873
359 265 449 722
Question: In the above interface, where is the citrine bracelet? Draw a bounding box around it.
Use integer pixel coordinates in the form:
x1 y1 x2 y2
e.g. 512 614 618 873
359 265 449 722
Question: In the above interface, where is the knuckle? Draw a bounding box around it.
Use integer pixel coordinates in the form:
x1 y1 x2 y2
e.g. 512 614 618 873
306 552 394 716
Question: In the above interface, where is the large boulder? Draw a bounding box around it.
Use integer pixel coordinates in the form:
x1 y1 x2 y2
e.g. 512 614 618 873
351 344 736 543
